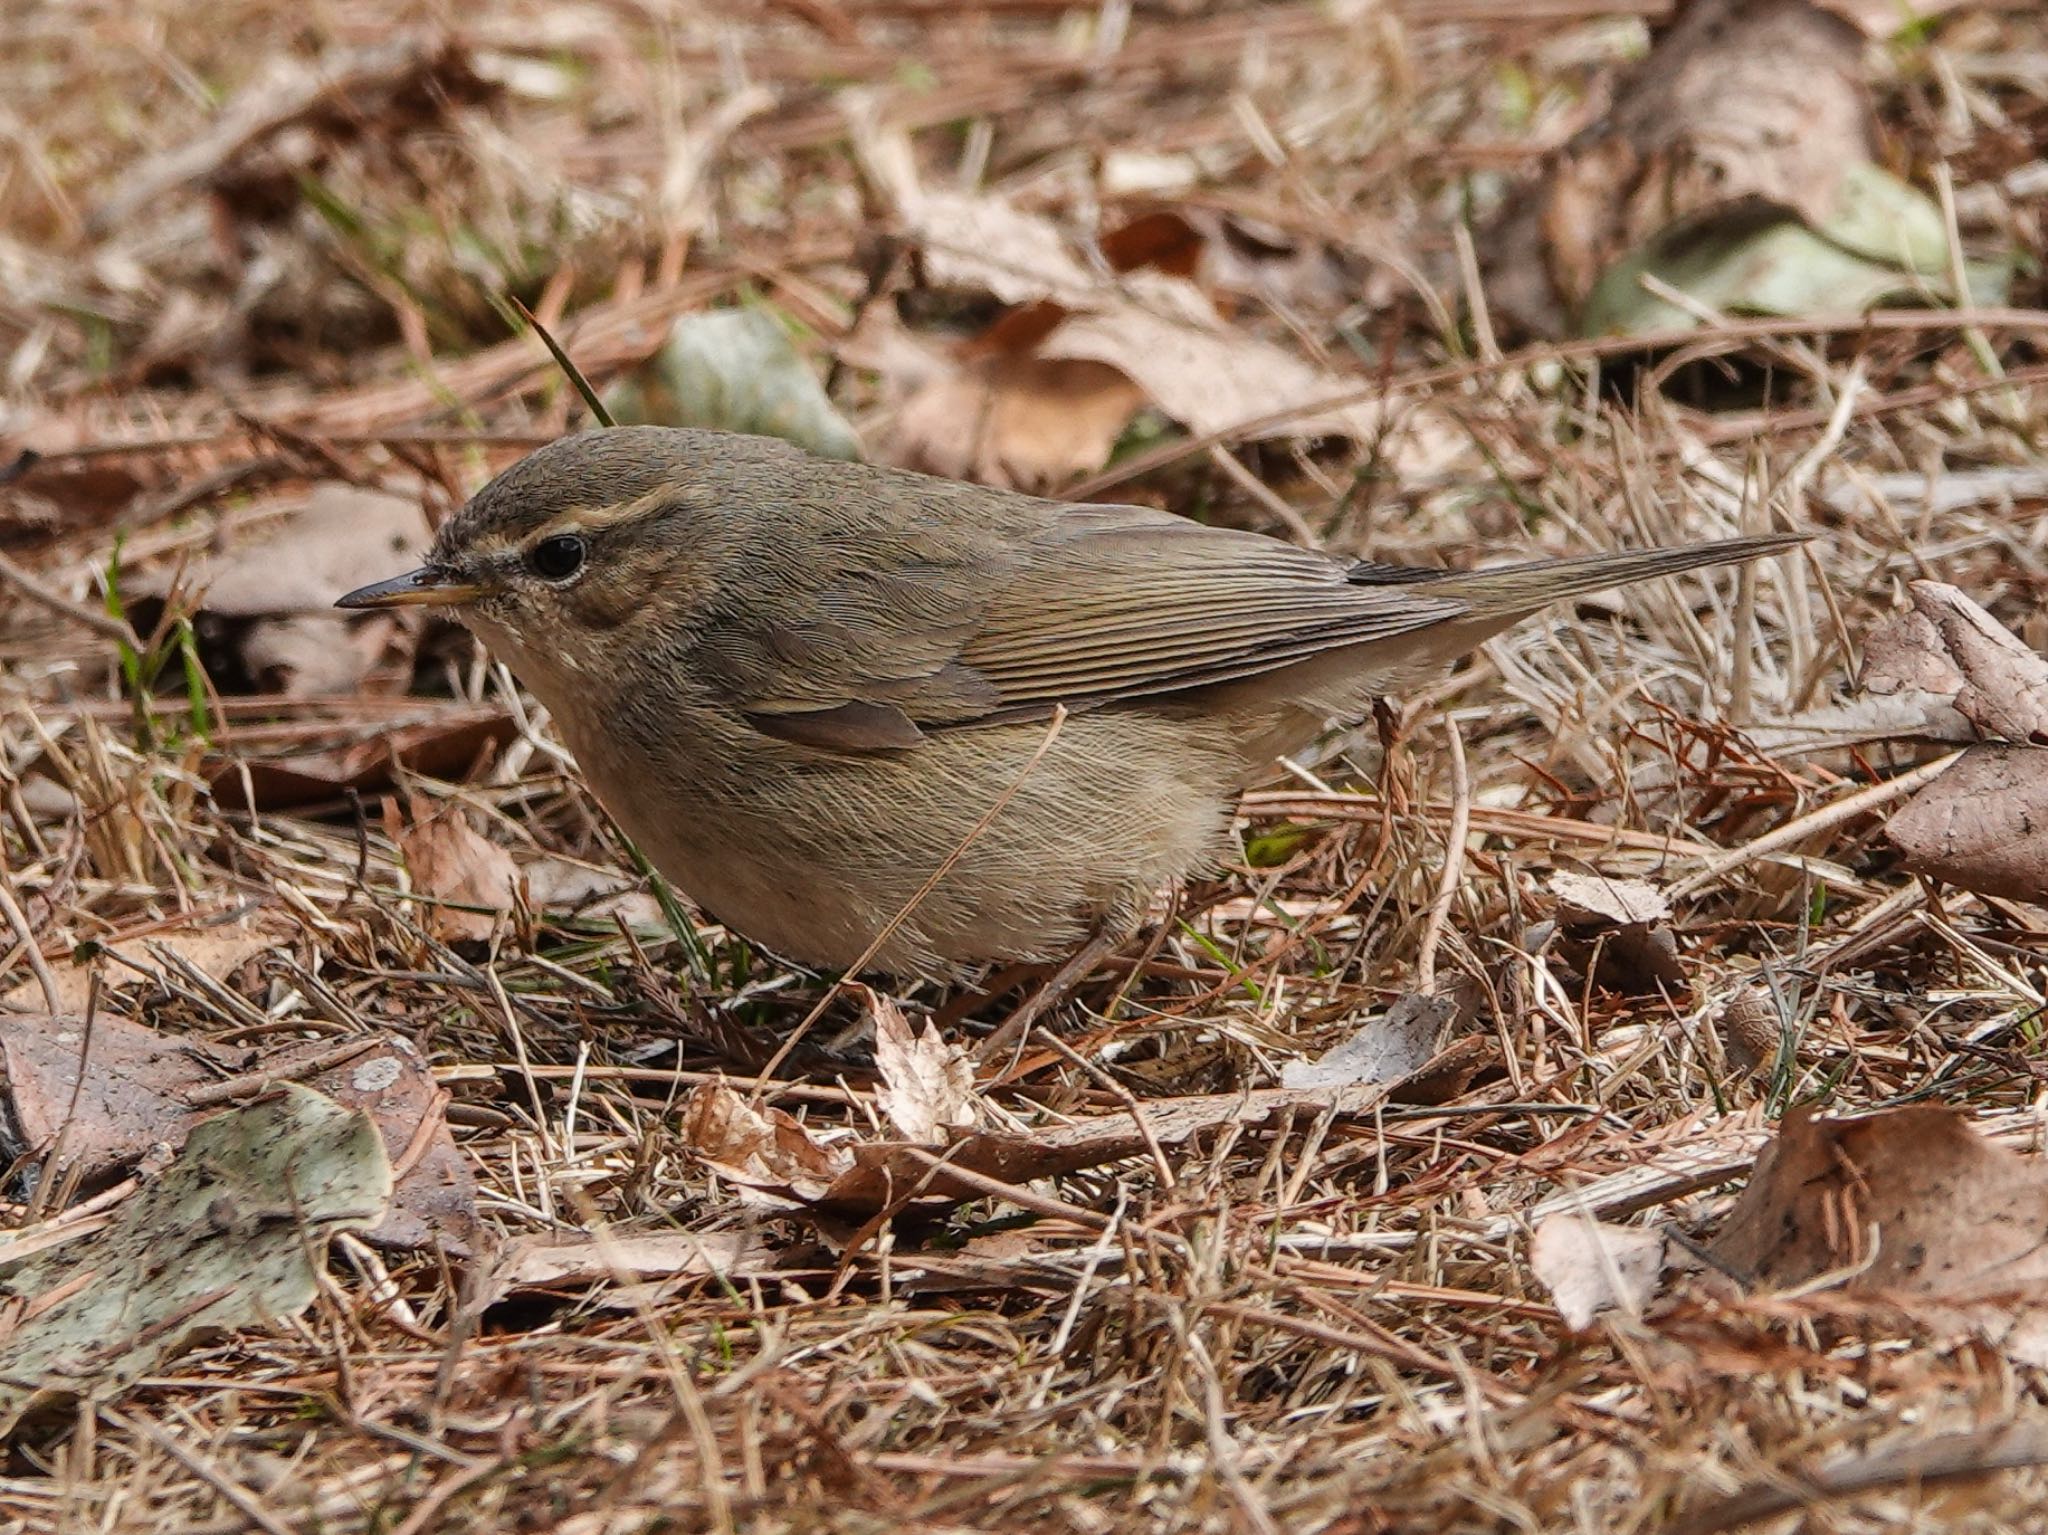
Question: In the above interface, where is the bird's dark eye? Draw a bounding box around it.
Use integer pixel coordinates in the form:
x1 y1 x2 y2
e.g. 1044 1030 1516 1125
528 534 586 581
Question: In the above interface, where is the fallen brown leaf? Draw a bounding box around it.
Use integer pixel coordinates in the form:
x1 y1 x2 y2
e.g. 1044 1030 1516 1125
879 189 1447 487
1389 1034 1498 1107
1125 207 1352 319
393 801 522 944
164 483 433 698
521 856 665 930
207 706 516 811
867 989 976 1144
1860 606 1969 699
0 417 156 540
0 1011 480 1256
315 1036 484 1257
1549 871 1672 929
1279 992 1454 1092
1742 694 1975 755
892 355 1146 491
679 1082 849 1207
1 917 283 1014
486 1228 775 1298
1482 0 1894 336
1716 982 1785 1076
1886 744 2048 903
1040 300 1379 447
1710 1105 2048 1364
894 1229 1068 1296
1549 871 1686 993
1862 580 2048 745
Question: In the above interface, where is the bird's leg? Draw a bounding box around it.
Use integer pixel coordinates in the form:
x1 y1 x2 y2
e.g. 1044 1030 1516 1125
974 926 1123 1070
1372 696 1410 813
932 965 1029 1033
1367 696 1411 876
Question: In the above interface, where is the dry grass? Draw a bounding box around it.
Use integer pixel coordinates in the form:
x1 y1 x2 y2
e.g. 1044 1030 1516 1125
4 1 2048 1531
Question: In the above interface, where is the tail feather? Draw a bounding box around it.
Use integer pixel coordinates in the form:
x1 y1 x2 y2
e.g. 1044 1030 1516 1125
1353 533 1805 619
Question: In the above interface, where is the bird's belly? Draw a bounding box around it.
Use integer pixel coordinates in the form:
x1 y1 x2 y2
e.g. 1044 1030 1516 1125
568 711 1241 978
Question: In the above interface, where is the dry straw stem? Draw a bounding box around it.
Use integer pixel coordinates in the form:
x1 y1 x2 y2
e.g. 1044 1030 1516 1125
1665 748 1963 898
1411 716 1470 993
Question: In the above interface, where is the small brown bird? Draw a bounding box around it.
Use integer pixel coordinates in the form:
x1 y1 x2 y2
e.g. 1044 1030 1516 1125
340 427 1795 978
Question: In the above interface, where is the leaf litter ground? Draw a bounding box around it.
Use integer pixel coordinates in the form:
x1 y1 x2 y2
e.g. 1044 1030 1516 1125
4 2 2048 1531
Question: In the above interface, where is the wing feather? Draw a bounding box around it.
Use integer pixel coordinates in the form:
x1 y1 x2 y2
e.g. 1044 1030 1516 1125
703 498 1468 751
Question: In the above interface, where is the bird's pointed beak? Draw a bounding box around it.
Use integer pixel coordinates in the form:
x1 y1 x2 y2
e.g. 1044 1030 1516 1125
335 565 485 611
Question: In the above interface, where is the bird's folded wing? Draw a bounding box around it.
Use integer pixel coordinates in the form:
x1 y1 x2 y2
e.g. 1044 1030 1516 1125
707 502 1467 752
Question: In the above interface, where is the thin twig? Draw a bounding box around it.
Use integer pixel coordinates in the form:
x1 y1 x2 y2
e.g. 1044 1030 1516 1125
0 850 62 1017
1667 751 1963 899
1027 1028 1178 1188
1207 445 1319 547
100 1407 298 1535
1414 718 1469 993
0 549 136 648
181 1036 383 1107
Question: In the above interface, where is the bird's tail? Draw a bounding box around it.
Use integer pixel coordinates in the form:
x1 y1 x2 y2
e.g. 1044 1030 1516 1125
1355 533 1805 619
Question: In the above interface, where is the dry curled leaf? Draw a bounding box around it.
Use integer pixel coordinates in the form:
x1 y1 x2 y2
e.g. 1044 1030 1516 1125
1710 1105 2048 1364
679 1083 849 1207
1886 744 2048 903
880 188 1449 488
316 1037 483 1257
1389 1034 1498 1107
866 989 975 1144
1865 588 2048 900
393 802 521 944
1742 694 1976 755
1280 992 1454 1091
1038 301 1381 447
1482 0 1993 338
1862 581 2048 745
521 856 665 931
1529 1214 1678 1329
905 189 1100 307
